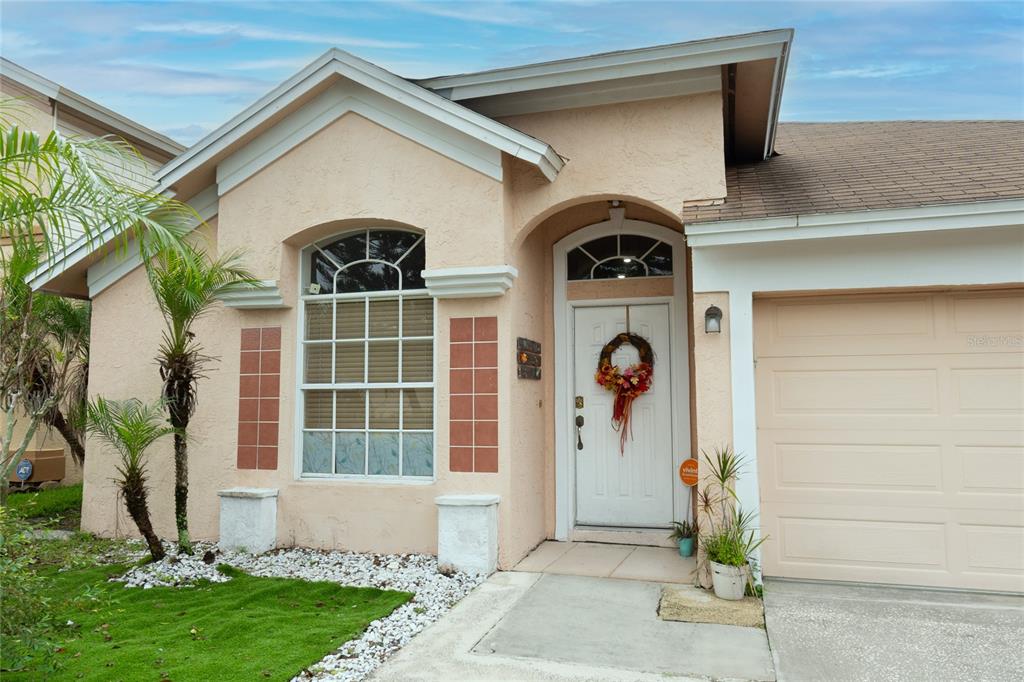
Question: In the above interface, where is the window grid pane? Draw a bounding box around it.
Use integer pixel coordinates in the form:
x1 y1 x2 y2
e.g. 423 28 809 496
302 241 433 479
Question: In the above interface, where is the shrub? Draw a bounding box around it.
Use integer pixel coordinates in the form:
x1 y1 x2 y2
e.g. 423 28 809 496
0 507 58 672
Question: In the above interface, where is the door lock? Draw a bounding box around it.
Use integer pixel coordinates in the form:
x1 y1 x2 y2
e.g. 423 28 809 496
575 396 584 409
575 414 585 450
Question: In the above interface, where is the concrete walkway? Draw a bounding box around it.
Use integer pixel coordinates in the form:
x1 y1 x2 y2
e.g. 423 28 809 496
371 571 774 681
764 578 1024 682
515 541 696 584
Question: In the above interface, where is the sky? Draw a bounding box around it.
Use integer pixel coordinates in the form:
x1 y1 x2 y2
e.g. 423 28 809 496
2 1 1022 145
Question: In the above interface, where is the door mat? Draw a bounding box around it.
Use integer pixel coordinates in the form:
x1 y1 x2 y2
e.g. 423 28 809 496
658 585 764 628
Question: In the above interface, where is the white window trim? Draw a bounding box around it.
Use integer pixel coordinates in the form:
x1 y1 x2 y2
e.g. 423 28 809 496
294 228 437 484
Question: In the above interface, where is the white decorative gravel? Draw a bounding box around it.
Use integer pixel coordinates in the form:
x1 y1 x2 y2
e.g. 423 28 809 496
110 542 484 681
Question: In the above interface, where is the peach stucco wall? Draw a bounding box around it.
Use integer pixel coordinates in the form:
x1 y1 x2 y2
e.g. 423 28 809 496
82 91 728 567
500 92 725 246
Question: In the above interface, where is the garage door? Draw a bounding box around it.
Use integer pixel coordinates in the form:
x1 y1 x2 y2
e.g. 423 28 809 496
755 289 1024 592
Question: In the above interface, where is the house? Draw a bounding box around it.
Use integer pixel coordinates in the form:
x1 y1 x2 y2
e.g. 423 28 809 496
1 58 184 487
28 30 1024 592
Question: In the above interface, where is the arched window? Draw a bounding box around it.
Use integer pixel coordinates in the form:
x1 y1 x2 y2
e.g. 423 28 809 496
566 234 673 281
299 229 433 479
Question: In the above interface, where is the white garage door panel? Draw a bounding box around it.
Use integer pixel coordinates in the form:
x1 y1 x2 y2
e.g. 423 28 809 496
755 290 1024 592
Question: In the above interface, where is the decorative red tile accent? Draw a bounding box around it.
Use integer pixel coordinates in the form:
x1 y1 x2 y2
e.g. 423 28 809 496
237 327 282 470
474 317 497 342
259 398 279 422
474 394 498 421
261 327 281 350
238 422 258 446
474 342 497 368
239 375 260 398
450 343 474 368
240 351 261 374
261 350 281 374
237 446 258 470
474 447 498 473
238 398 259 422
259 374 280 398
448 316 499 473
474 421 498 447
257 446 278 470
258 422 279 447
450 447 473 472
450 421 473 446
474 369 497 394
241 328 261 351
449 369 474 395
450 318 474 342
450 395 474 420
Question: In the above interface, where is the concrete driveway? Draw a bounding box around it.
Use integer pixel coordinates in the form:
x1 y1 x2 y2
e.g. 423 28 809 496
764 579 1024 682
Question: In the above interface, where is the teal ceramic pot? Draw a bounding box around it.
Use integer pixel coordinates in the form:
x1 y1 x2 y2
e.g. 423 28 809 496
678 537 695 557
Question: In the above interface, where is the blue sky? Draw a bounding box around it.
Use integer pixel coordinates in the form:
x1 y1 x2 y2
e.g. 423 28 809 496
3 1 1022 144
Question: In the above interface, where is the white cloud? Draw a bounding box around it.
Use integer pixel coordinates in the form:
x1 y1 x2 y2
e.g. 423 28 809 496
1 29 59 58
223 57 316 71
817 63 948 80
134 21 420 49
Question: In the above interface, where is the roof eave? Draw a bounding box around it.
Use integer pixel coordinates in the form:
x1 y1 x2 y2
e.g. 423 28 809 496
155 48 563 193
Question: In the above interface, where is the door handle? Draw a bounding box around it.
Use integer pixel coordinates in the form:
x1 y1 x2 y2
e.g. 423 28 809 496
575 415 585 450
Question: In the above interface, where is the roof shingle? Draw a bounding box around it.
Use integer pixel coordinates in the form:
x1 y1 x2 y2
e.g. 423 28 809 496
684 121 1024 224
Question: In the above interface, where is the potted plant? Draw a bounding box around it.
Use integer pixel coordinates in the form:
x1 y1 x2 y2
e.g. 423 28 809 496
668 520 697 557
696 446 768 600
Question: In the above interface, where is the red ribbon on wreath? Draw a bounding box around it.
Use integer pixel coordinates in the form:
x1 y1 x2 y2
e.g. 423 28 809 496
594 333 654 454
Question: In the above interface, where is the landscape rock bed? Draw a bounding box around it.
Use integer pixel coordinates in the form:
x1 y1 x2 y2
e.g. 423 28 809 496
111 542 484 681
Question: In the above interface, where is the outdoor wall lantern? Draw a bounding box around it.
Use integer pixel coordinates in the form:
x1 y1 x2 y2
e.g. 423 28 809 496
704 305 723 334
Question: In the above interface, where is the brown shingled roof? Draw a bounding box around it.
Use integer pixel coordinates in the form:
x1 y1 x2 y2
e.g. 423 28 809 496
684 121 1024 224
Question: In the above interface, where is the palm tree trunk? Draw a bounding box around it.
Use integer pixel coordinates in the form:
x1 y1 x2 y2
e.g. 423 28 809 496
46 407 86 465
173 431 191 554
121 473 164 561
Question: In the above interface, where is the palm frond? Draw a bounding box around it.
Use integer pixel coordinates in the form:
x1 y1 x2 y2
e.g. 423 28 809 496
0 112 195 263
86 397 175 476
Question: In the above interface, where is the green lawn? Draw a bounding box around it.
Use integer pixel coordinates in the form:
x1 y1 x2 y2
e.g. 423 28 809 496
5 563 411 681
8 483 82 522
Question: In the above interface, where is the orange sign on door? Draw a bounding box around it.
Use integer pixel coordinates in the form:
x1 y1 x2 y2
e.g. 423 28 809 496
679 458 699 487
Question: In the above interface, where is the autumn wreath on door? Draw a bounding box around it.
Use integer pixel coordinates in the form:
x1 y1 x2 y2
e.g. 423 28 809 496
595 332 654 454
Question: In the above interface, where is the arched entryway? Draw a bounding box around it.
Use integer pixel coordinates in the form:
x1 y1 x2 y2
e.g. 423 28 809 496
550 205 693 540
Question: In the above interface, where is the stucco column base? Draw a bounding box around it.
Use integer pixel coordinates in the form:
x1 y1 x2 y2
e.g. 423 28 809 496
217 488 278 554
435 494 500 576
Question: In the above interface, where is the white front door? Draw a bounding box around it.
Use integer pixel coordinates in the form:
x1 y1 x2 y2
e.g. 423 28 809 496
573 303 674 527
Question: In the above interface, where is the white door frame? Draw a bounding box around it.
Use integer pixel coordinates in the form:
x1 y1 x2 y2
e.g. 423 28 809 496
553 218 690 540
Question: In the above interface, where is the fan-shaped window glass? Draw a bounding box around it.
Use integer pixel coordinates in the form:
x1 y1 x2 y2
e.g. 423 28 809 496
566 234 674 281
300 229 433 480
310 229 425 295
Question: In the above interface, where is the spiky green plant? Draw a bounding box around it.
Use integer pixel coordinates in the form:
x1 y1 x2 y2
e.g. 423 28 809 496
147 241 257 553
86 397 174 561
696 446 769 592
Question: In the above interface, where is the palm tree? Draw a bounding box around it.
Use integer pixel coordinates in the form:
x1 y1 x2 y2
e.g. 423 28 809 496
1 103 193 500
147 242 256 553
86 397 174 561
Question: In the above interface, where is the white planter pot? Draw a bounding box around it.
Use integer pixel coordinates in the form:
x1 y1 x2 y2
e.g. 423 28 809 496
710 560 748 600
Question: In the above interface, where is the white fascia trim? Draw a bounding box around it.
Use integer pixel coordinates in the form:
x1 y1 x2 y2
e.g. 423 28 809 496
1 58 184 156
158 49 563 190
468 67 721 118
217 83 504 193
686 199 1024 248
418 29 791 101
218 280 287 309
34 185 218 295
421 265 518 299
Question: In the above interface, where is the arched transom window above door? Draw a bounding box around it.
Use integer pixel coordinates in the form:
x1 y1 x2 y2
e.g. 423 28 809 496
566 234 673 281
300 228 433 480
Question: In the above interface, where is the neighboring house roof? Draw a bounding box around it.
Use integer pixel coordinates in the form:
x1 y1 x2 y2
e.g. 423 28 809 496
0 57 185 160
684 121 1024 224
